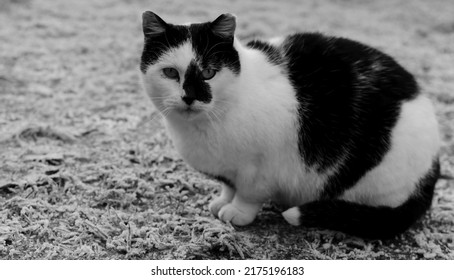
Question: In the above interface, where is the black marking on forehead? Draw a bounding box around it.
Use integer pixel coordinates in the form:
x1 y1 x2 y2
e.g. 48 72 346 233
140 24 190 73
189 23 241 74
141 20 241 74
182 60 212 103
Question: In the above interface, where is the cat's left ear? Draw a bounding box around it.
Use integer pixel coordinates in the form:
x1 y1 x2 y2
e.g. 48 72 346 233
142 11 167 37
211 13 236 39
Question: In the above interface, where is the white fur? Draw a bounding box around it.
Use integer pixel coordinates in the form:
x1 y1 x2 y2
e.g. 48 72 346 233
142 36 440 226
268 36 285 47
341 95 440 207
282 207 301 226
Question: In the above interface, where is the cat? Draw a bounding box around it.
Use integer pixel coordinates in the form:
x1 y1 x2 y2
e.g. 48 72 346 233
140 11 440 239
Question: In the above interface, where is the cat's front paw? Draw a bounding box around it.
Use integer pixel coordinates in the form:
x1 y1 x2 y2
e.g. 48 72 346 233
209 197 230 218
218 203 256 226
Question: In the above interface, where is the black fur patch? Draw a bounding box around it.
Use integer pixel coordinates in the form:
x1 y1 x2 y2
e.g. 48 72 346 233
189 23 241 75
246 40 282 65
182 60 212 104
141 20 241 75
281 33 419 198
294 159 439 239
140 25 189 73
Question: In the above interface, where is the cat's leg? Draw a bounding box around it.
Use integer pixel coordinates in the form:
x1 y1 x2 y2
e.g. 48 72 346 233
218 192 262 226
209 184 235 218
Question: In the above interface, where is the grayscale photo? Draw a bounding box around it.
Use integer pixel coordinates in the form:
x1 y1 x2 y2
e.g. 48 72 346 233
0 0 453 262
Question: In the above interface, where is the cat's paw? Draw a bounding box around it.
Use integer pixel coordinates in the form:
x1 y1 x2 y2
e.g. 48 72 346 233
218 203 256 226
209 197 230 218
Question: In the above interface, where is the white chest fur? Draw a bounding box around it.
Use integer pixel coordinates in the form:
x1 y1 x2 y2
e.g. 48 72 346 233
163 45 328 205
165 117 227 175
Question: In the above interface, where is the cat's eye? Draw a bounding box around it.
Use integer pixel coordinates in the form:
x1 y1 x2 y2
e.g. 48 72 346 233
163 68 179 80
201 68 216 80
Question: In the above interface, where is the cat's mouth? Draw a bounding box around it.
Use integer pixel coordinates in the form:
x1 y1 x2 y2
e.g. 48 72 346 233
175 106 204 117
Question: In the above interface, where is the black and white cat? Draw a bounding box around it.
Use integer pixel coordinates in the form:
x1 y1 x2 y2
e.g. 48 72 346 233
140 12 440 239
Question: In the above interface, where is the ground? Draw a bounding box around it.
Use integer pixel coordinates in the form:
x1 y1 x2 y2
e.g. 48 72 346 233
0 0 453 260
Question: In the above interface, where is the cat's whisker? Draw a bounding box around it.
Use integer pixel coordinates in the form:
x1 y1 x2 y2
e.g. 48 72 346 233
214 99 235 106
163 32 172 50
202 33 210 58
210 108 223 123
160 107 173 120
207 49 229 56
148 111 164 123
146 105 173 124
213 100 235 113
204 41 229 57
206 51 229 61
206 111 218 128
206 109 218 123
151 96 172 101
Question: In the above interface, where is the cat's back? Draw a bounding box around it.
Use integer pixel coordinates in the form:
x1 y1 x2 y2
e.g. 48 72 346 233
273 33 422 172
251 32 440 205
280 32 418 102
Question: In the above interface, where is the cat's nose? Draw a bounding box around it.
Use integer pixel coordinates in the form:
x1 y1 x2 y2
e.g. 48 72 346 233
181 95 196 105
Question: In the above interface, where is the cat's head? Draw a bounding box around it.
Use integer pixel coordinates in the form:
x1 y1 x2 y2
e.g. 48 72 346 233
140 11 241 121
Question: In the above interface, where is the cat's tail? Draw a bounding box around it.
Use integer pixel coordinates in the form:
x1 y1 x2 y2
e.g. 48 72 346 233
282 160 440 239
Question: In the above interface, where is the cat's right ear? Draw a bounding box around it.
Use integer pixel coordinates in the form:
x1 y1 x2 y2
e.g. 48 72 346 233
211 13 236 39
142 11 167 37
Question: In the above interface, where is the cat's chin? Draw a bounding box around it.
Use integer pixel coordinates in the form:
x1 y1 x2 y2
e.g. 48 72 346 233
170 107 206 121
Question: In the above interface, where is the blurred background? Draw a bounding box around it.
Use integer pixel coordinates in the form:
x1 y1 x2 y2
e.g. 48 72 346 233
0 0 453 259
1 0 453 140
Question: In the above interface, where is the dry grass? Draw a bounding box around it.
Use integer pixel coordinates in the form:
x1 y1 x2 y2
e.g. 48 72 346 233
0 0 453 259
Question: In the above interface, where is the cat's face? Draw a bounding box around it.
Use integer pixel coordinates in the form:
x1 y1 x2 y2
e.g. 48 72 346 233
141 12 241 121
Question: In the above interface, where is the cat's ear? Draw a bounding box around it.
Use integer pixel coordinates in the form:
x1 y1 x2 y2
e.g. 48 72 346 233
142 11 167 37
211 13 236 39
